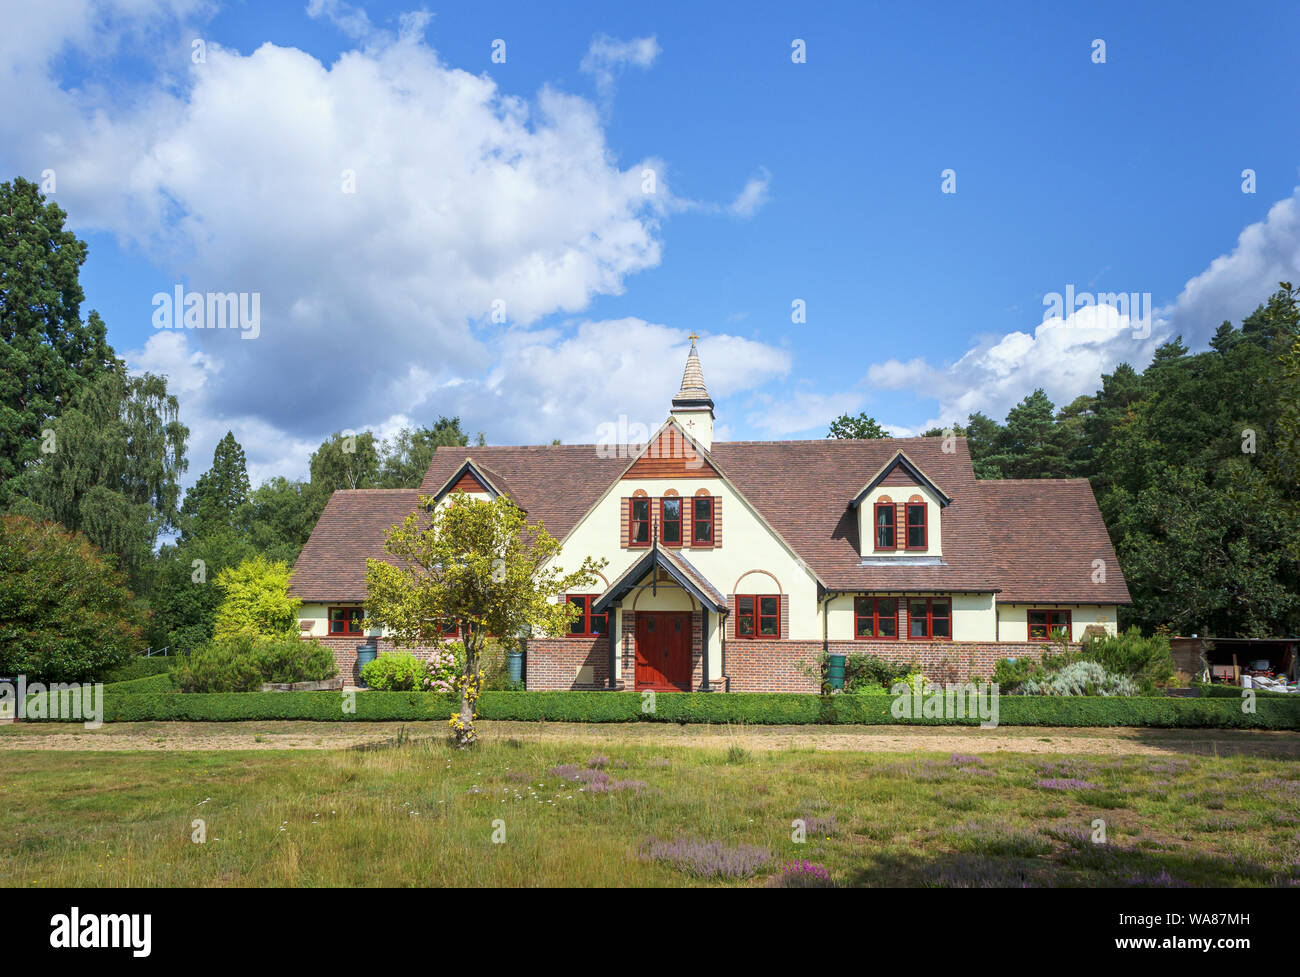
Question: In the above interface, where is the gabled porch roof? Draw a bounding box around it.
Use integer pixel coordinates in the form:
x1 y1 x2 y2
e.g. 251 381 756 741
593 545 728 615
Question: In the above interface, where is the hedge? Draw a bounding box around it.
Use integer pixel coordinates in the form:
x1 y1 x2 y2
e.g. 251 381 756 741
17 688 1300 728
1195 683 1296 699
100 657 176 684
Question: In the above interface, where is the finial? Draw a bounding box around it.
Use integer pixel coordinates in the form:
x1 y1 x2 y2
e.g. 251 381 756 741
687 331 698 346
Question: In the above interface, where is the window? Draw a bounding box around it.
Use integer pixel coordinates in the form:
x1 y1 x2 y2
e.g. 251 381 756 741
567 595 609 637
629 497 651 546
874 502 895 549
907 598 951 639
735 595 780 638
329 607 365 636
693 497 714 544
436 619 458 638
906 503 927 549
660 497 682 545
1028 609 1072 642
854 597 898 639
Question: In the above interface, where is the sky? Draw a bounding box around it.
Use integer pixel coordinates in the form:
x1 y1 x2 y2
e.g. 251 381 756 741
2 0 1299 487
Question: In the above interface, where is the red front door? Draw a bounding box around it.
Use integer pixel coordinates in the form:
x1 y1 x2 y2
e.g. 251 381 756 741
635 612 692 691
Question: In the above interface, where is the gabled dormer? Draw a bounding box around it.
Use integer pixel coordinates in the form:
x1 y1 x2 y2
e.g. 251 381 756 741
848 451 951 562
425 458 513 512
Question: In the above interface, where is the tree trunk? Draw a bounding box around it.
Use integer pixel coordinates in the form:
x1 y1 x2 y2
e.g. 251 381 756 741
454 638 480 748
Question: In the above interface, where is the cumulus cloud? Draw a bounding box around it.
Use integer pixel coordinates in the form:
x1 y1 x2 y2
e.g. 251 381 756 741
0 5 790 480
579 33 660 101
860 189 1300 431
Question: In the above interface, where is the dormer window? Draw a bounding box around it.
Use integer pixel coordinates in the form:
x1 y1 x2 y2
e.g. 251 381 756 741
660 497 682 545
629 498 651 546
873 502 895 549
905 502 927 549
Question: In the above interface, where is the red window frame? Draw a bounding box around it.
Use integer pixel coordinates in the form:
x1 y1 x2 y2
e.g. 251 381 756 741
692 496 714 545
735 594 780 639
328 606 365 636
1028 609 1072 642
629 497 651 547
567 595 609 637
436 619 458 638
660 497 682 546
905 502 927 550
873 502 895 550
906 598 951 640
853 597 899 640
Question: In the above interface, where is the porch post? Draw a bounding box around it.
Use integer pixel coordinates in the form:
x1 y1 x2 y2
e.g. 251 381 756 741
608 602 619 690
700 607 710 692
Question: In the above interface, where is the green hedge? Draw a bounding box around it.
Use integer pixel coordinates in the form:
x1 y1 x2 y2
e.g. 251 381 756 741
17 688 1300 728
100 657 176 684
1195 683 1296 699
102 673 175 693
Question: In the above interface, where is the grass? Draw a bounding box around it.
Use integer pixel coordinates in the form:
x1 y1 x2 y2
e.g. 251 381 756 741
2 736 1299 887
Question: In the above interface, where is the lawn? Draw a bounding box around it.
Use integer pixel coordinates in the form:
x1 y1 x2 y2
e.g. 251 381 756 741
2 731 1298 887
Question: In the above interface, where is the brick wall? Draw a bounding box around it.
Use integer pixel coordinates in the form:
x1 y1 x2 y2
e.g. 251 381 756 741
516 631 1065 694
313 635 448 686
525 636 609 690
721 638 1063 692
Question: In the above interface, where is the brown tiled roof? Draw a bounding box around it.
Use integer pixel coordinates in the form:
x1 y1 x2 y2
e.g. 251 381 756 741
418 445 628 538
710 438 998 592
289 489 420 601
294 437 1129 606
977 479 1132 603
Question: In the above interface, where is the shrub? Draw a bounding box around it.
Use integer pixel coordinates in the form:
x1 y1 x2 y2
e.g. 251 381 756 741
1079 627 1174 692
421 643 464 693
101 657 175 684
361 652 425 691
1021 661 1138 697
170 640 263 693
0 515 146 682
642 838 771 878
250 639 337 684
770 860 835 888
211 555 301 641
826 652 915 694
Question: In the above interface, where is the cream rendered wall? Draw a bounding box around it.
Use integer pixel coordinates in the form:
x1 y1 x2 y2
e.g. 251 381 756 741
856 483 944 558
298 601 386 639
997 604 1119 643
551 475 823 640
825 592 996 642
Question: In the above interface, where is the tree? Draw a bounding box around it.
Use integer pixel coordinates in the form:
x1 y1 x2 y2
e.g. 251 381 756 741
9 368 188 589
365 494 605 747
0 514 146 681
179 432 250 541
149 529 257 652
212 555 301 641
309 430 381 493
378 417 471 488
827 412 889 439
244 476 319 564
0 177 117 502
980 389 1071 479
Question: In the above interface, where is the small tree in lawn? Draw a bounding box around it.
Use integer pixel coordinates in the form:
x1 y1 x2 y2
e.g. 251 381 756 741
365 494 605 747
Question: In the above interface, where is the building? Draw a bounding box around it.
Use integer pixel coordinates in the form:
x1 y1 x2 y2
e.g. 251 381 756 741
289 340 1130 691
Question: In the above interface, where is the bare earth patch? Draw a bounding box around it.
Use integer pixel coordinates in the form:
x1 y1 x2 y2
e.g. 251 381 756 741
1 720 1297 757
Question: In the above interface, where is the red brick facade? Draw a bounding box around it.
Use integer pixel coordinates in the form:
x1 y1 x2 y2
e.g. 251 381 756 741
314 634 447 686
522 629 1065 693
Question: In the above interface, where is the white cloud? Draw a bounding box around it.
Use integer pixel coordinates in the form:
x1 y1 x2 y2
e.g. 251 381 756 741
745 388 864 437
859 189 1300 431
727 168 771 218
579 33 660 101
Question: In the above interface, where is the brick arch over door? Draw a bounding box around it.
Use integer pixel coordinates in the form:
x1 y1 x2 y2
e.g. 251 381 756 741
731 569 783 594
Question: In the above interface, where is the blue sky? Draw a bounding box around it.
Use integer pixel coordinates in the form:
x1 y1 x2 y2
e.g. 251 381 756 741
3 0 1298 484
